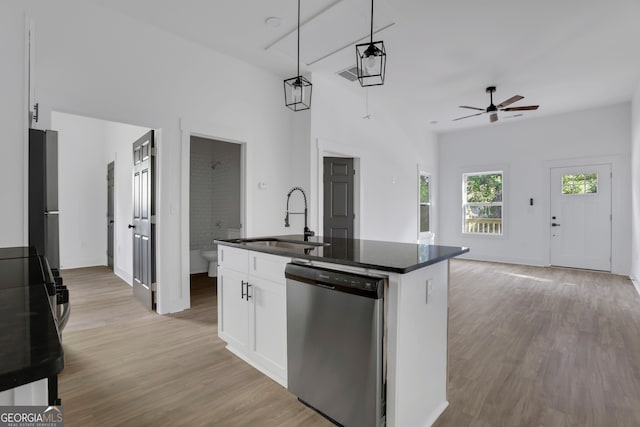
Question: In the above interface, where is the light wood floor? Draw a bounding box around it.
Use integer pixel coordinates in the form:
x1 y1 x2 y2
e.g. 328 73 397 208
59 262 640 426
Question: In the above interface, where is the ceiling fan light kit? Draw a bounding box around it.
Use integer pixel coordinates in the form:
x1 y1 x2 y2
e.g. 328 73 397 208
356 0 386 87
453 86 539 123
284 0 312 111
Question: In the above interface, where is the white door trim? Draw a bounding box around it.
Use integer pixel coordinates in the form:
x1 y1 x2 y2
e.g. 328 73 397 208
179 117 247 312
549 163 612 271
545 155 627 272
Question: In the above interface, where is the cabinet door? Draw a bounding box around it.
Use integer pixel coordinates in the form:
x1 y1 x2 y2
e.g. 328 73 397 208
218 267 248 353
247 275 287 385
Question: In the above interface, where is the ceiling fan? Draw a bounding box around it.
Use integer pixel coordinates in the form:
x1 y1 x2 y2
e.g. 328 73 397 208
453 86 539 123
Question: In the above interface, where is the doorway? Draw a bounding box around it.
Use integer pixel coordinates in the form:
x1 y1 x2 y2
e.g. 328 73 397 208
188 136 242 297
52 111 152 286
549 164 612 271
323 157 355 239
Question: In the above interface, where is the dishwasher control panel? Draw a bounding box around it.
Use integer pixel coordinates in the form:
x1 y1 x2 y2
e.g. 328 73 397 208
285 263 384 299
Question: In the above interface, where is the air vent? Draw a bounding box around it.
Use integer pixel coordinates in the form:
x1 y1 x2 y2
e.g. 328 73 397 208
337 65 359 82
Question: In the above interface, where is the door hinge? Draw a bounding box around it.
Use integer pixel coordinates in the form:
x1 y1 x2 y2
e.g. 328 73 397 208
151 147 157 156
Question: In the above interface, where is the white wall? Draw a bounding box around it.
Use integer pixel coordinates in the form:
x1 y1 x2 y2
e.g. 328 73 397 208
438 103 632 275
630 85 640 285
53 113 109 269
307 74 439 243
52 112 149 280
0 6 27 247
1 0 293 313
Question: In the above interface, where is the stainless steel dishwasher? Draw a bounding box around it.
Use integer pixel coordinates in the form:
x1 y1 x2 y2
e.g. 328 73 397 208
285 263 385 427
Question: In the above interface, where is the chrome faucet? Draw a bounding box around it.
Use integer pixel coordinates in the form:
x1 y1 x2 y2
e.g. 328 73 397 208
285 186 314 240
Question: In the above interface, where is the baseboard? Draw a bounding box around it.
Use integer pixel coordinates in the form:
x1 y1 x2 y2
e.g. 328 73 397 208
114 267 133 286
631 277 640 297
423 400 449 427
457 253 547 268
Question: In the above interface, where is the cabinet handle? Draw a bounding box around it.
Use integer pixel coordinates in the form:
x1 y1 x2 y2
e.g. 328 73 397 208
241 280 247 300
246 283 252 300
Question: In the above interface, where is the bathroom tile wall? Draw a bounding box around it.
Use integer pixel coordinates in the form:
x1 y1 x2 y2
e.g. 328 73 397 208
190 136 241 249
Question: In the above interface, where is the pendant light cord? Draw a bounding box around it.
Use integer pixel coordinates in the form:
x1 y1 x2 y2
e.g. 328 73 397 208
297 0 301 77
370 0 374 43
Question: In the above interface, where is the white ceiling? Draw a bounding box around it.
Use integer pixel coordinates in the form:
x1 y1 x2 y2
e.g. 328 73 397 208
88 0 640 132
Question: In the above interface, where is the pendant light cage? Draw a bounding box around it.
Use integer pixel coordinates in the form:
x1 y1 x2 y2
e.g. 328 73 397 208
356 0 386 87
356 40 386 87
284 0 312 111
284 75 312 111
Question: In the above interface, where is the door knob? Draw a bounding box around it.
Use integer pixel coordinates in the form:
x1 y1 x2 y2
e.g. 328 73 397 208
551 223 561 227
128 224 135 229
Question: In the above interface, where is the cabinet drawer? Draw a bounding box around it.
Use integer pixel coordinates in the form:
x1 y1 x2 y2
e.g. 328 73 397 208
218 246 248 272
249 251 290 283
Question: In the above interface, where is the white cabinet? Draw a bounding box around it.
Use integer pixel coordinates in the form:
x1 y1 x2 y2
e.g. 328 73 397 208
217 246 289 386
218 266 249 353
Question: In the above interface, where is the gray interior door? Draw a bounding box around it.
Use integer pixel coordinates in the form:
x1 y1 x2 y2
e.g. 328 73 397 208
323 157 354 239
107 161 114 270
131 131 155 310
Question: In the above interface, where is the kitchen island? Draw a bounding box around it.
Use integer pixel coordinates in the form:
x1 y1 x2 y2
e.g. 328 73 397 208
215 235 468 426
0 247 64 406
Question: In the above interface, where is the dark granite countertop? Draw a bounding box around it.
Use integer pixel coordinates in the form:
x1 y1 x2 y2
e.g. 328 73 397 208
215 235 469 274
0 248 64 393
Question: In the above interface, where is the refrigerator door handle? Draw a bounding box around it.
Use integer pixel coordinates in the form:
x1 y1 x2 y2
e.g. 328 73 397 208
44 211 59 215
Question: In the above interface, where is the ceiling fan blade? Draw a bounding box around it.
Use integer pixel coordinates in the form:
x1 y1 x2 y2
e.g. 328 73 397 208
453 112 484 121
505 114 523 119
497 95 524 108
459 105 485 111
501 105 539 111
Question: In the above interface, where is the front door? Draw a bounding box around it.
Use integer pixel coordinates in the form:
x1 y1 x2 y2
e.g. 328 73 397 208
550 164 611 271
131 131 155 309
323 157 354 239
107 161 114 270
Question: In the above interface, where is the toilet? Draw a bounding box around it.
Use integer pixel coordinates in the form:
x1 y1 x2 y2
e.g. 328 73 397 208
201 228 241 277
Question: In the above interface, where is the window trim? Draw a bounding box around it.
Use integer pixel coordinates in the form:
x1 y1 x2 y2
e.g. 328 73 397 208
462 170 504 236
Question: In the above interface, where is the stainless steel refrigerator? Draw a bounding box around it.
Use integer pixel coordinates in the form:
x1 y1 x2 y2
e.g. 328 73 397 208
29 129 70 332
29 129 59 271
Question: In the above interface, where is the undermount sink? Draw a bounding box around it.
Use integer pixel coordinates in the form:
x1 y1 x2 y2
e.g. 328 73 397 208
229 238 330 250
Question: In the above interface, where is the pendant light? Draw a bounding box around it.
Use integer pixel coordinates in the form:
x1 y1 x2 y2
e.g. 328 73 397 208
355 0 386 87
284 0 312 111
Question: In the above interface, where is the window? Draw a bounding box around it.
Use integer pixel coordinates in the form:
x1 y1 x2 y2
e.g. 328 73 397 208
562 173 597 194
463 171 503 235
419 173 431 235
